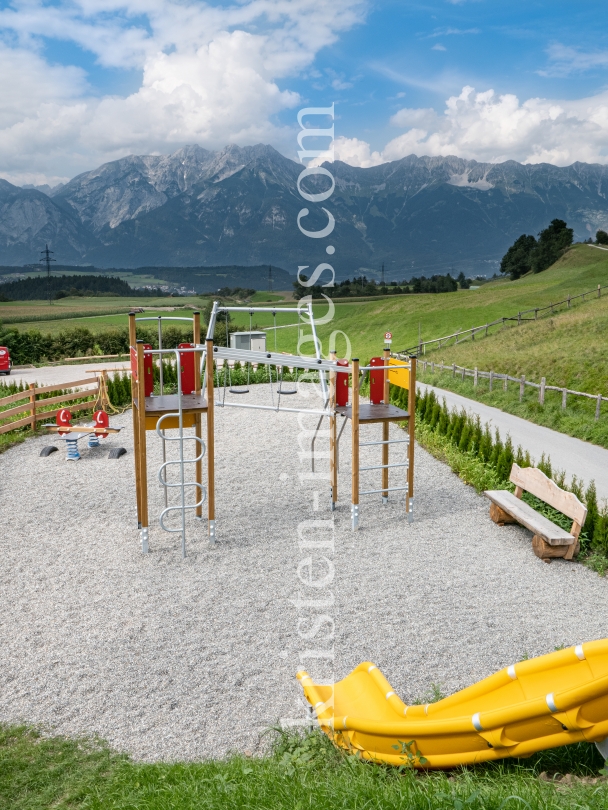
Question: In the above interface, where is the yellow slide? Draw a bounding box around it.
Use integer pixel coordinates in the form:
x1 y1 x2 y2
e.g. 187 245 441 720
297 640 608 769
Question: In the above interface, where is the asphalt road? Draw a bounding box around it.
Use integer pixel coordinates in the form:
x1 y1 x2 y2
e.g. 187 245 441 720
417 382 608 501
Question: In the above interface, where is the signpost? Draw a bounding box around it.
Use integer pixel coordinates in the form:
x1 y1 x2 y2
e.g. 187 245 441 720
384 331 392 345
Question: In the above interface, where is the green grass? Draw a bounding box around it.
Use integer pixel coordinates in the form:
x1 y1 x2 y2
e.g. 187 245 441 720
249 291 286 302
2 722 607 810
418 366 608 450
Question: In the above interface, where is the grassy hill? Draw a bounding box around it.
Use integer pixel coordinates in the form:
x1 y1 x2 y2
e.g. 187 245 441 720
412 245 608 448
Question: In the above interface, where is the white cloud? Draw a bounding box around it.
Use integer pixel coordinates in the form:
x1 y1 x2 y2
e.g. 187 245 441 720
326 85 608 168
426 27 480 38
539 42 608 77
0 0 367 183
432 44 446 51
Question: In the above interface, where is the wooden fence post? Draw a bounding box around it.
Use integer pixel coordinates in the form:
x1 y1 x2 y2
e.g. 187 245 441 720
430 361 434 374
519 375 525 402
535 309 538 320
504 376 508 392
485 324 488 337
29 383 36 430
489 370 493 392
599 284 601 299
551 302 553 314
440 360 444 373
596 394 602 421
562 388 567 408
540 377 545 405
471 326 475 341
474 367 478 386
518 312 521 325
567 294 571 309
461 366 466 382
452 363 456 378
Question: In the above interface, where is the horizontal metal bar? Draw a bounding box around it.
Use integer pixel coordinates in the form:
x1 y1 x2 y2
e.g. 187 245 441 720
359 364 410 371
135 317 194 322
218 306 303 313
215 401 330 416
359 462 410 471
360 486 409 495
359 439 409 446
211 346 339 373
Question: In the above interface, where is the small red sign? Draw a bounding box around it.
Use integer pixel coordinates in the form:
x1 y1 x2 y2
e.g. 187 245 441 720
385 331 392 340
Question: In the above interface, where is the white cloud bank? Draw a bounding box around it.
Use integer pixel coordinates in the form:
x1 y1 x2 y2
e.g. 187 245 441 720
0 0 366 185
325 85 608 168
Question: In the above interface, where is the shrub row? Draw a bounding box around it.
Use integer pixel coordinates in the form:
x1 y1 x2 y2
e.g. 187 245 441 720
0 322 240 365
408 386 608 556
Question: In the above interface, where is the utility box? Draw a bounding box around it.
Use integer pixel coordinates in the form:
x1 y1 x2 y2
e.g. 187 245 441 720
230 331 267 352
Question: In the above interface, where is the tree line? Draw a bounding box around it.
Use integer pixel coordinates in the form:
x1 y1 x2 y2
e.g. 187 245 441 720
0 274 170 301
292 271 487 300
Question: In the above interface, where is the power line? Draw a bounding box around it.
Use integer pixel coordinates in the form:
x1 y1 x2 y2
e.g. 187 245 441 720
40 244 56 306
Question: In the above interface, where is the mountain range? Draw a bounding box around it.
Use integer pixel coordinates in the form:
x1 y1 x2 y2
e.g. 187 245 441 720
2 144 608 280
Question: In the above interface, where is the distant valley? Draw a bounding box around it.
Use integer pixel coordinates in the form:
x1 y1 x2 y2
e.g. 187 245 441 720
2 144 608 280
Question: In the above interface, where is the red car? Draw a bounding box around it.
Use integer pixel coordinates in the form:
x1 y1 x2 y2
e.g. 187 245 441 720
0 347 11 375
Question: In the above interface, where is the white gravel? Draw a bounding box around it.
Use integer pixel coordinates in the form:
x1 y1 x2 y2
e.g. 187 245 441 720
1 383 607 762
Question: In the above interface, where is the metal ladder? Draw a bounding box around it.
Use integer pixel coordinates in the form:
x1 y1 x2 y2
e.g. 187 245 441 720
353 434 413 529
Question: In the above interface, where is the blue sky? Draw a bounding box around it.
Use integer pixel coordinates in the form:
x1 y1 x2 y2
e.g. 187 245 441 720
0 0 607 184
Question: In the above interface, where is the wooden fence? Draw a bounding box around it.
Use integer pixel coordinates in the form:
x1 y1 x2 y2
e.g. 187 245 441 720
398 283 607 357
420 360 608 421
0 377 101 435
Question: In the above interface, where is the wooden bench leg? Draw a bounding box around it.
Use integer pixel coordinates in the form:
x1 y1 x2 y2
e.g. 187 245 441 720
489 503 517 525
532 535 580 562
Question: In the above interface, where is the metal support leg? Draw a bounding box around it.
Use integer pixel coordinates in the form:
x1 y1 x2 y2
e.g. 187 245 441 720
141 526 149 554
351 503 359 530
408 495 414 524
209 519 216 546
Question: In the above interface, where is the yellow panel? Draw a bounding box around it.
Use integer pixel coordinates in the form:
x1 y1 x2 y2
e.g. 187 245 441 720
297 639 608 769
145 414 196 430
388 357 409 390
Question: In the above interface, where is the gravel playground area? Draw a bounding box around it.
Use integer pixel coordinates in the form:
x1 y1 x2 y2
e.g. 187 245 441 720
1 383 608 762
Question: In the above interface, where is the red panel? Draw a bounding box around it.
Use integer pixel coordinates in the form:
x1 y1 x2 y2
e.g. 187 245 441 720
179 343 196 395
369 357 386 404
57 408 72 435
336 358 349 406
93 410 109 439
131 345 153 395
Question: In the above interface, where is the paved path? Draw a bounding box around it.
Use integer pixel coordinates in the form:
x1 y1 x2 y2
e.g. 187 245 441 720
417 382 608 501
8 362 131 390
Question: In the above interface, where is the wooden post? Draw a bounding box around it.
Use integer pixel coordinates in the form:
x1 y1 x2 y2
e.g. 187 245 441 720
382 348 390 502
540 377 545 405
519 375 525 402
461 366 465 382
452 363 456 378
568 294 571 309
407 356 416 522
562 388 567 409
192 311 203 519
485 324 488 337
206 339 215 542
136 340 149 548
129 313 142 528
29 383 36 430
551 302 553 314
518 312 521 325
535 309 538 320
596 394 602 421
351 358 360 530
430 361 434 374
504 375 508 392
599 284 601 299
471 326 475 341
489 370 493 392
329 350 337 509
440 360 444 373
474 367 478 387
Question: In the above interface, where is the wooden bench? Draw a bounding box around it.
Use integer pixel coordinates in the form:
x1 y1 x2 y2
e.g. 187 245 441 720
484 463 587 562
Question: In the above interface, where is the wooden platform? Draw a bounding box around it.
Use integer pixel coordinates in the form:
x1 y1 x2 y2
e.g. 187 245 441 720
335 403 409 424
133 394 208 416
133 394 208 430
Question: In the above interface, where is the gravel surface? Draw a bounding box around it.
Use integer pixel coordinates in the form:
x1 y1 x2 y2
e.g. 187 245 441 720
7 361 131 389
1 383 607 762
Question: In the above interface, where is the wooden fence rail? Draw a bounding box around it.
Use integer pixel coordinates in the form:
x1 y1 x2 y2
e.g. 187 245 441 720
420 360 607 420
0 377 101 436
398 282 606 357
